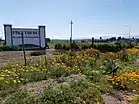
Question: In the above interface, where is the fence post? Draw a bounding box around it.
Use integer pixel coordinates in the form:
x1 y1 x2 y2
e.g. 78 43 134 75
92 37 94 48
21 32 27 66
44 48 47 71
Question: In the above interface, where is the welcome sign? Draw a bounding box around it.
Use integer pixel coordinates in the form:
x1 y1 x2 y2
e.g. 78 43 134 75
12 29 39 38
4 24 46 49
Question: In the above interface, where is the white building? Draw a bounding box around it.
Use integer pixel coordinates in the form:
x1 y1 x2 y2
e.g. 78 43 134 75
4 24 46 49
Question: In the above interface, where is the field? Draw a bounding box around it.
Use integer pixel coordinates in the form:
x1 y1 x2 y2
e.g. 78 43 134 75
1 42 139 104
0 49 55 67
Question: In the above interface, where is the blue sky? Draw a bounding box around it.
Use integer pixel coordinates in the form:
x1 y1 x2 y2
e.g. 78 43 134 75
0 0 139 39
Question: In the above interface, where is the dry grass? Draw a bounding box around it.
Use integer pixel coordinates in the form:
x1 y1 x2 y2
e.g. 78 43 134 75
0 49 55 67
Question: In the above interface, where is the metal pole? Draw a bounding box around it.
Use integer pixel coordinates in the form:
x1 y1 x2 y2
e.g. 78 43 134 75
128 27 131 45
52 36 53 43
21 32 27 66
125 25 131 45
70 20 73 44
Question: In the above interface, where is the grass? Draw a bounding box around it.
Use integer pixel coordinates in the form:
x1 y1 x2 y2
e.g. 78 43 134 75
41 79 103 104
48 40 70 48
0 80 104 104
1 89 37 104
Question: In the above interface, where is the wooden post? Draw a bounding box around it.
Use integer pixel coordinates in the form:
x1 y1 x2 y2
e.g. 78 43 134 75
21 32 27 66
92 37 94 48
45 51 47 69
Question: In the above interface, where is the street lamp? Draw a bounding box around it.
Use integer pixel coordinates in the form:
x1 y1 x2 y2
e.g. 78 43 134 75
124 25 131 45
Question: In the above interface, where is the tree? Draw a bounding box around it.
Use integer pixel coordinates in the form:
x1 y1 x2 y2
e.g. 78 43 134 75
0 37 2 44
45 38 51 42
0 37 2 42
109 37 116 41
117 37 121 41
132 37 135 40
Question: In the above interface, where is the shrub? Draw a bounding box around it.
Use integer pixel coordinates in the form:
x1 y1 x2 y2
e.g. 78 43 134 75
108 71 139 91
54 44 62 49
21 70 48 84
92 43 134 53
48 68 71 79
102 59 118 76
0 45 21 51
117 49 128 61
0 88 17 98
93 44 117 53
41 80 103 104
132 95 139 104
81 44 91 50
42 85 75 104
1 45 11 51
3 89 37 104
54 42 134 52
62 44 70 51
30 51 45 56
134 46 139 49
55 43 80 51
70 42 80 51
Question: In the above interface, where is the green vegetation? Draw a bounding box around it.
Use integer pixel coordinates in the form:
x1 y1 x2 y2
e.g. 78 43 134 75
48 40 70 48
1 89 36 104
41 80 103 104
30 51 46 56
54 42 134 52
0 45 22 51
1 44 139 103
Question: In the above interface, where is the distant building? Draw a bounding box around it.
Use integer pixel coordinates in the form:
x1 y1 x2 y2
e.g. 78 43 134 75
4 24 46 49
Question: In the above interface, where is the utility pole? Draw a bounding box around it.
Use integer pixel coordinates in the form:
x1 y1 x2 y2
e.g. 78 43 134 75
52 36 53 43
127 26 131 45
125 25 131 45
21 32 27 66
70 20 73 44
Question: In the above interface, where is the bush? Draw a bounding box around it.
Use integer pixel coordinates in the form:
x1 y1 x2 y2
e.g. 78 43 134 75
45 38 51 42
0 45 21 51
62 44 70 51
30 51 45 56
41 80 103 104
70 42 80 51
108 70 139 91
117 49 128 61
0 88 17 98
93 44 117 52
102 59 119 76
3 89 37 104
21 70 48 84
81 44 91 50
54 42 134 52
93 43 134 53
55 43 80 51
54 44 62 49
42 85 75 104
132 95 139 104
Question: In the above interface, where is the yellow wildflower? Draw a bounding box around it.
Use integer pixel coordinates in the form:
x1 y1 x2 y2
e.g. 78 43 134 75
13 80 17 84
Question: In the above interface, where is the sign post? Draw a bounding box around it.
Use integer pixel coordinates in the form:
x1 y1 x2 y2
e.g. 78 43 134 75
21 32 27 66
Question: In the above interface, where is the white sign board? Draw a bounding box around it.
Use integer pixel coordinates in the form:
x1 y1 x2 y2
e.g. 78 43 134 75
4 25 46 49
12 29 39 38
